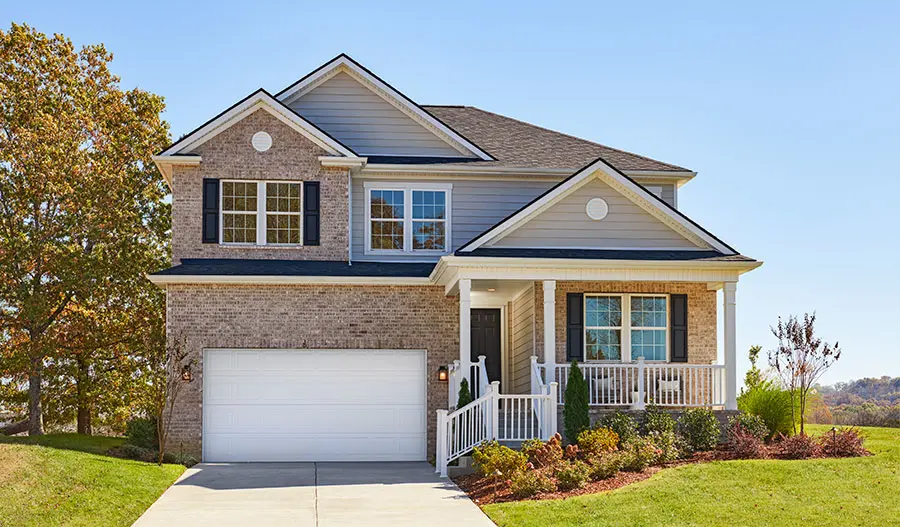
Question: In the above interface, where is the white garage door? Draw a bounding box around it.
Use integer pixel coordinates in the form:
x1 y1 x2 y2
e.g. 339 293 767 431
202 349 426 462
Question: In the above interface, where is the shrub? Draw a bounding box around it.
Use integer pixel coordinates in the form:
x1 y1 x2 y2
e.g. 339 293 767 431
647 430 681 463
125 417 158 450
457 378 474 409
509 470 555 498
162 451 200 467
598 411 638 448
727 412 768 442
576 427 619 456
677 408 721 453
472 441 527 480
587 451 625 481
738 382 798 439
109 443 156 462
776 433 822 459
527 434 564 470
620 436 658 472
728 424 768 459
520 438 545 460
564 362 591 442
641 403 675 435
818 427 869 457
555 460 590 491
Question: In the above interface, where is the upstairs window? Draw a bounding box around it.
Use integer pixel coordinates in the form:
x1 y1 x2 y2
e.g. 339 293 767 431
221 180 302 246
365 183 451 254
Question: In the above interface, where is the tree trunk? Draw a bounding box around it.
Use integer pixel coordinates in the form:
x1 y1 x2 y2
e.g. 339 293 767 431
28 354 44 436
76 356 92 435
0 419 29 436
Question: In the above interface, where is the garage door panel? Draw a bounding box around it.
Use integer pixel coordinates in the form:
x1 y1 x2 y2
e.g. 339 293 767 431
202 349 426 462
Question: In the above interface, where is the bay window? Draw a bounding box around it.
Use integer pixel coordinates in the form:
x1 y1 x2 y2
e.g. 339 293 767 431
365 183 451 254
584 294 669 362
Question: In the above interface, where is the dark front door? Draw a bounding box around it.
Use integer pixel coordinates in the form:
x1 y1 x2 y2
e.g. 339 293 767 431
471 309 502 393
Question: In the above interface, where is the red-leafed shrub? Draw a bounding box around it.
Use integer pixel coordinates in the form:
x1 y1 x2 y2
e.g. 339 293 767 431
728 423 768 459
819 427 869 457
775 433 822 459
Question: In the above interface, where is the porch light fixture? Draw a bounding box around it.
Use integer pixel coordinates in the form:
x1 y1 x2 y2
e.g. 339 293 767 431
437 366 448 382
487 288 496 292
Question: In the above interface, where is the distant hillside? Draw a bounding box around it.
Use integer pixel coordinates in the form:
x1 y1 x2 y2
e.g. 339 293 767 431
817 376 900 405
812 376 900 428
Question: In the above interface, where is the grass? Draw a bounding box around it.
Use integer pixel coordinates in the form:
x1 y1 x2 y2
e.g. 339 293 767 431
0 433 185 527
483 425 900 527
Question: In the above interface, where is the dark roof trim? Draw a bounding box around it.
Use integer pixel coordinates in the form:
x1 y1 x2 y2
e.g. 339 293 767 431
157 88 357 157
455 248 755 262
151 259 435 278
456 154 739 255
274 53 496 161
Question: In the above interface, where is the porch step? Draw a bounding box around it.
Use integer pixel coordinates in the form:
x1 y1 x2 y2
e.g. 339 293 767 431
447 455 475 477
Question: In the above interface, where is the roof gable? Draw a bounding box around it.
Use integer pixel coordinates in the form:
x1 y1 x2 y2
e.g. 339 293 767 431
458 156 738 255
276 54 492 160
158 89 356 157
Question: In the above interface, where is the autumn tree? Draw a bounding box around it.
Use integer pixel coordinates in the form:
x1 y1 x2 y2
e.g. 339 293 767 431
768 313 841 435
0 23 169 435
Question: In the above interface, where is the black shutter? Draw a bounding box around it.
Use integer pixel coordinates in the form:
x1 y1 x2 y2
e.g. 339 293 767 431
566 293 584 362
671 294 688 362
202 178 219 243
303 181 320 246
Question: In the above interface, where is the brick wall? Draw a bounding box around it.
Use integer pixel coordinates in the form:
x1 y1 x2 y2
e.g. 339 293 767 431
533 281 717 365
165 283 458 459
171 108 349 263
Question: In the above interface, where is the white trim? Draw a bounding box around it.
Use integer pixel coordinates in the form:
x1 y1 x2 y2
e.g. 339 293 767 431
484 245 714 251
151 155 201 189
148 274 431 286
277 56 492 160
458 157 736 255
319 156 368 168
362 163 695 180
363 182 453 256
159 91 355 157
219 180 303 247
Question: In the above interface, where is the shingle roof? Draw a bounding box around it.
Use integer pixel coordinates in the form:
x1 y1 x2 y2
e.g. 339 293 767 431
152 259 436 277
455 248 755 262
402 106 691 172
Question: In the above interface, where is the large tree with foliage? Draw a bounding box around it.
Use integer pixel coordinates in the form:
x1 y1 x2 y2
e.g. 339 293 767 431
0 23 169 435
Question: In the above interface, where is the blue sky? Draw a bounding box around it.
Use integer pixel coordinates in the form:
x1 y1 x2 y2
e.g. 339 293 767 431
6 1 898 384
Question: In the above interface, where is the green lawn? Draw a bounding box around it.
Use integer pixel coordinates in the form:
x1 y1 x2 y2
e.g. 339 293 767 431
484 425 900 527
0 433 185 527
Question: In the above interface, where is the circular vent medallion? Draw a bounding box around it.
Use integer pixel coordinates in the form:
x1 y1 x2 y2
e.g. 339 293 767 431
251 131 272 152
586 198 609 220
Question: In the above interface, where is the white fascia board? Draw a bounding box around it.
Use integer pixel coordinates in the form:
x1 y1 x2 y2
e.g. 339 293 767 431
458 157 737 255
319 156 368 168
159 91 355 158
276 55 493 161
152 155 201 189
147 274 432 287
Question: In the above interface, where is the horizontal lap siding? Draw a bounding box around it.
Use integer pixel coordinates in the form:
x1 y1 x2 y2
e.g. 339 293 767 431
352 177 555 261
509 285 535 394
493 178 697 249
290 72 464 157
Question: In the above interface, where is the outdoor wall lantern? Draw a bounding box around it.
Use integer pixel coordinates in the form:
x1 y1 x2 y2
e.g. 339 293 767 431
181 365 193 382
437 366 448 382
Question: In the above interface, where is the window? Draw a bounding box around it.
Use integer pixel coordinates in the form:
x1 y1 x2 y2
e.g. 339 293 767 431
584 294 669 362
221 180 302 246
365 184 451 253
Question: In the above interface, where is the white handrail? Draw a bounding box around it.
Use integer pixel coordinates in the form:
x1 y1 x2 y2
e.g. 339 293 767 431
530 355 545 395
476 355 489 398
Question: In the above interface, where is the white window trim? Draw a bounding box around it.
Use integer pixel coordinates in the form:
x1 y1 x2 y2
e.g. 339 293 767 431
363 182 452 255
584 293 670 364
220 180 304 247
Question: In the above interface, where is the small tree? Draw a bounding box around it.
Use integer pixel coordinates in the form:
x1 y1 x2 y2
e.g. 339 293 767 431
743 345 765 393
457 378 474 408
769 313 841 435
564 361 590 442
148 336 195 465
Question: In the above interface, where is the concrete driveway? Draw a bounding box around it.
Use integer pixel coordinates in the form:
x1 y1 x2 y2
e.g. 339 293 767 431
132 462 495 526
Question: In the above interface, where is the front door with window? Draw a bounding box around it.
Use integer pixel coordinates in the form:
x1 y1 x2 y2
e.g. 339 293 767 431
471 309 502 395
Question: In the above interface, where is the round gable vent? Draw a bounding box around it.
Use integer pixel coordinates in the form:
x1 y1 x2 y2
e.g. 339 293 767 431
586 198 609 221
251 131 272 152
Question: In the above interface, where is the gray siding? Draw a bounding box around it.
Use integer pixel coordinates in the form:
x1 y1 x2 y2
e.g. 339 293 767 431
289 72 465 157
508 286 535 394
492 178 698 249
351 177 555 262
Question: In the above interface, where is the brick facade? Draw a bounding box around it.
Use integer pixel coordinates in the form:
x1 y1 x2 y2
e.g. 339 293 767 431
165 284 458 460
533 281 717 365
171 109 349 263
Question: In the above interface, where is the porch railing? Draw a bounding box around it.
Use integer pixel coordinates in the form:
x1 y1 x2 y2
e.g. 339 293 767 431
548 358 725 408
437 380 557 477
447 355 489 409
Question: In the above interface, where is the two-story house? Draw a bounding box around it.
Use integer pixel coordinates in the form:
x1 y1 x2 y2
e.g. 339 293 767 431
150 54 761 469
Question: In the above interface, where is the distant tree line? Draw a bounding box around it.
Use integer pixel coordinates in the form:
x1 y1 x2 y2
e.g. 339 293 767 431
809 376 900 428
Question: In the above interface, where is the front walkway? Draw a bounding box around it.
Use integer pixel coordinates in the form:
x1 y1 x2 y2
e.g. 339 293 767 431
132 462 495 527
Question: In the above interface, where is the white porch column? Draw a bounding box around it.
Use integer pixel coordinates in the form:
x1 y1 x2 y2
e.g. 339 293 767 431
543 280 557 385
459 278 472 386
723 281 738 410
